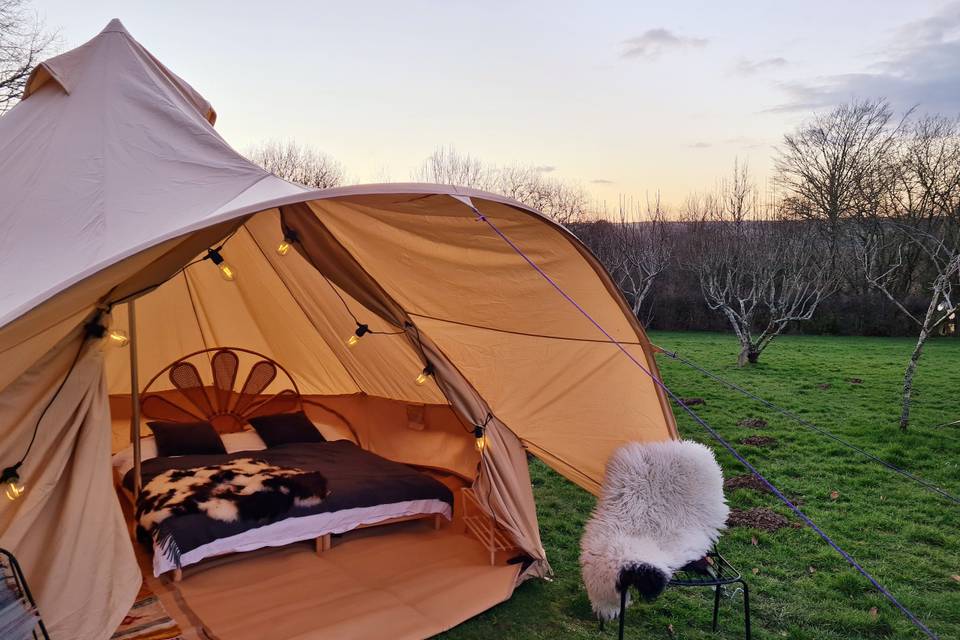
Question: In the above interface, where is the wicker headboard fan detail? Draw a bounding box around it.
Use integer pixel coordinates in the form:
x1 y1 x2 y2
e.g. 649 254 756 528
140 347 303 434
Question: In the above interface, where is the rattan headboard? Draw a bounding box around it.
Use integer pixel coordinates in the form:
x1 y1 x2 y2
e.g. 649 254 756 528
140 347 303 434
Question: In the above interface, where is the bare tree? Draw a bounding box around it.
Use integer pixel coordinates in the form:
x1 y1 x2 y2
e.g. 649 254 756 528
247 140 345 189
496 164 589 226
0 0 56 113
414 146 495 190
414 146 590 225
576 195 671 323
685 164 838 366
776 100 901 231
860 115 960 429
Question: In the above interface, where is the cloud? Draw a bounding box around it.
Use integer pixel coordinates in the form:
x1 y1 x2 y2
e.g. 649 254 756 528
688 141 712 148
590 178 614 184
621 28 707 60
533 165 556 173
722 136 768 149
734 57 788 76
769 2 960 113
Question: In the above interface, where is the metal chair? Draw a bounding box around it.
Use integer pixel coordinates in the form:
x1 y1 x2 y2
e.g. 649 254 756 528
0 548 50 640
602 548 751 640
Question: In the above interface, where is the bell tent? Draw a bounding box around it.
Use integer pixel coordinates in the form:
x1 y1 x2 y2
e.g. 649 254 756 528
0 20 677 639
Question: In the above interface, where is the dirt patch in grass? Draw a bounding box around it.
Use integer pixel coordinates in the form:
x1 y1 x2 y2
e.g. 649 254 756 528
727 507 791 532
739 435 778 447
679 397 706 406
738 417 768 429
724 474 771 493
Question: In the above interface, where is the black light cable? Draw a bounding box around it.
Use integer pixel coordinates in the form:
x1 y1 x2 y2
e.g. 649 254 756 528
2 316 107 501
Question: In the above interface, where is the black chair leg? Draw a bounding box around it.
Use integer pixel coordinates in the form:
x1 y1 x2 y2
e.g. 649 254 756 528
618 587 628 640
712 584 722 631
738 579 751 640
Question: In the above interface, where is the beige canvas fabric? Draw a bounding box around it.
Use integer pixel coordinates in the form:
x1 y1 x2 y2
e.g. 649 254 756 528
0 19 676 639
0 330 141 639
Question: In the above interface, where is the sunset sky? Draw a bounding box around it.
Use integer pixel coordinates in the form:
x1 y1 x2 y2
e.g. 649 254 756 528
31 0 960 207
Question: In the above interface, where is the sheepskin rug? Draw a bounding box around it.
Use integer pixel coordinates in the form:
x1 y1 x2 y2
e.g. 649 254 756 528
579 440 728 620
136 458 329 531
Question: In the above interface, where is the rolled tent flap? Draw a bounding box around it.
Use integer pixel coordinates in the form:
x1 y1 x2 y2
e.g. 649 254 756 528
0 328 141 639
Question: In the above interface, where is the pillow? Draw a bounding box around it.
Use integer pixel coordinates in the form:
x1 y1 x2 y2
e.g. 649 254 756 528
248 411 326 447
222 429 268 453
112 436 159 477
147 420 227 457
111 430 267 479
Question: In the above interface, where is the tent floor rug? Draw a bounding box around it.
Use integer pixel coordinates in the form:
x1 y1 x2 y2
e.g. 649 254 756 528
172 521 520 640
112 584 183 640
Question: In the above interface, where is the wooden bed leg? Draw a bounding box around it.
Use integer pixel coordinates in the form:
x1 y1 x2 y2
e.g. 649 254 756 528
173 569 182 583
433 513 442 531
316 533 331 555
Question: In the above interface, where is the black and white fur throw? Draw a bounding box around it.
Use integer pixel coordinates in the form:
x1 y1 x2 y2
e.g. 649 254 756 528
579 440 728 620
136 458 329 564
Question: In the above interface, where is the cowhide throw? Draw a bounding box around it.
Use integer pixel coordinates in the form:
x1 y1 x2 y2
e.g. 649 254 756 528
137 457 329 535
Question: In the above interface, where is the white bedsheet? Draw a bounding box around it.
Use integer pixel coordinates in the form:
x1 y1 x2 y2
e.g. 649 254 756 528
152 498 452 576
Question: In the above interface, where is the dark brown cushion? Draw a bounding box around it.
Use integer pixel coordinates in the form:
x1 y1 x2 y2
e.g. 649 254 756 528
247 411 325 447
147 420 227 457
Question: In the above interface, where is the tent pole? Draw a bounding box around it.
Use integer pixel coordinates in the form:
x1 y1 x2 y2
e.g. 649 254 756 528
128 300 142 499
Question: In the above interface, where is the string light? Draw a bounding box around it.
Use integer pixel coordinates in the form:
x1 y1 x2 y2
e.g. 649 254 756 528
474 426 487 453
276 229 299 257
416 363 434 385
1 464 24 501
84 320 129 348
346 323 369 347
108 329 130 347
205 248 236 281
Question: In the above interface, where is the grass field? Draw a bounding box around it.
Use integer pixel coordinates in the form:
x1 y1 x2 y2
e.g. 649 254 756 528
441 332 960 639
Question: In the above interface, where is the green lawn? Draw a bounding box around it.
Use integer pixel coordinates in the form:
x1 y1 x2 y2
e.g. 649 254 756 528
441 332 960 639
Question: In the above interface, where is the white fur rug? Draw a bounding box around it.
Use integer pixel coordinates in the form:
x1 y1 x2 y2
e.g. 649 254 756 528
579 439 728 620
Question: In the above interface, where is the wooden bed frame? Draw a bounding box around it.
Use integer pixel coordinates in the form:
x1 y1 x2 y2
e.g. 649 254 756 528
137 347 447 583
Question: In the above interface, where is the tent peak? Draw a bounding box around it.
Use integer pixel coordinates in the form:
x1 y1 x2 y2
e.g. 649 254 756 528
22 18 217 126
100 18 130 35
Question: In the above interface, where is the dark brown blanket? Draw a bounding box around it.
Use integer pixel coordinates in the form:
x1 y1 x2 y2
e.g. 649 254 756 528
126 440 453 562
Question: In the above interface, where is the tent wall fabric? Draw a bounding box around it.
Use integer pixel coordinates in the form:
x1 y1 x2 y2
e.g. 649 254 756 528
0 330 141 639
0 19 677 638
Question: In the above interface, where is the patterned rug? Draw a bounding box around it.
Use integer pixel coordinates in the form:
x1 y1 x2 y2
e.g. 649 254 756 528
111 584 182 640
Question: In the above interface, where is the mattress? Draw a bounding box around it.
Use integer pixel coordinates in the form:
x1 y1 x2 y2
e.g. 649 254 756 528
125 441 454 576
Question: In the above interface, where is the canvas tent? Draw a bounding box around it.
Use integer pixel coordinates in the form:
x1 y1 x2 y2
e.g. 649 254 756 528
0 19 678 640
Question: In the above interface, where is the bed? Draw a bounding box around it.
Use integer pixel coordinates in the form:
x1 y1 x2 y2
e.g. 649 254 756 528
116 347 454 579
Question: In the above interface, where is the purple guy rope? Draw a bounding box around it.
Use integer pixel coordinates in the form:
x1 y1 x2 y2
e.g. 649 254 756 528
471 208 940 640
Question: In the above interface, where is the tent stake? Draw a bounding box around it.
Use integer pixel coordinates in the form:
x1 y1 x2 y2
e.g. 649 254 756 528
128 300 142 499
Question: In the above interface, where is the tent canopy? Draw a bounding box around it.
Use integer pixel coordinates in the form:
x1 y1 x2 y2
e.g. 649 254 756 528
0 19 677 640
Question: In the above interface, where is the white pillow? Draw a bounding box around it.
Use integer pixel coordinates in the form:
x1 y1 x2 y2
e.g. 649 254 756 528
111 430 267 479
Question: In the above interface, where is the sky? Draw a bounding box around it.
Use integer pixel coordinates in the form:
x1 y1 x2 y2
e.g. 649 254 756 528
28 0 960 207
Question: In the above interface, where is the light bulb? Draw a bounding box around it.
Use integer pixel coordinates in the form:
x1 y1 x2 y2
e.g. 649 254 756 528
108 329 129 347
416 364 434 385
4 477 24 501
218 262 236 281
277 229 298 256
937 302 946 312
474 427 487 453
206 248 236 281
1 466 24 502
346 323 369 347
